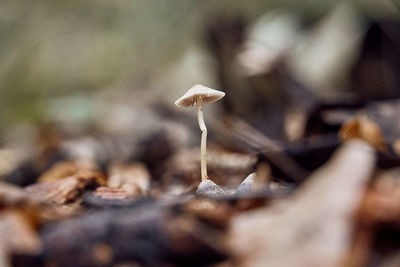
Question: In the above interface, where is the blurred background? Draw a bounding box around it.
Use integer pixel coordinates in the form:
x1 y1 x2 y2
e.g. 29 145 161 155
2 2 400 266
0 0 399 181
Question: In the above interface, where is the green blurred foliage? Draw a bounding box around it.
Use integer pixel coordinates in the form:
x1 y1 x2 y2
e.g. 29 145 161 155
0 0 342 129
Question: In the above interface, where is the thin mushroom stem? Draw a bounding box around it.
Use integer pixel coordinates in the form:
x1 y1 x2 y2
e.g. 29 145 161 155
197 97 208 181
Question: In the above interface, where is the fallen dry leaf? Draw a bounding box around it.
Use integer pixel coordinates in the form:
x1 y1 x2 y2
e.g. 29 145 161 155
0 182 31 208
229 140 375 267
0 209 42 267
108 163 150 196
26 173 102 205
93 186 136 200
339 116 386 151
38 161 98 183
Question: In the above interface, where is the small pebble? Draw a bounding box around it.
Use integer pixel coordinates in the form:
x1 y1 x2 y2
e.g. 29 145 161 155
235 173 257 197
196 180 225 198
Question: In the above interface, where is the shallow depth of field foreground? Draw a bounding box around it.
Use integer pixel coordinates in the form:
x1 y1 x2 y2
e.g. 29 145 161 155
1 1 400 266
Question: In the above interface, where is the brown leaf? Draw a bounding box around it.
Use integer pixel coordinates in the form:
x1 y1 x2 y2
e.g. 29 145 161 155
357 168 400 224
38 161 98 183
93 186 136 200
0 182 31 209
26 172 102 205
339 116 386 151
108 163 150 195
229 140 375 267
0 209 42 267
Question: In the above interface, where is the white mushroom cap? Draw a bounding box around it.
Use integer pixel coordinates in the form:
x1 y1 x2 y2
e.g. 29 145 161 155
175 84 225 107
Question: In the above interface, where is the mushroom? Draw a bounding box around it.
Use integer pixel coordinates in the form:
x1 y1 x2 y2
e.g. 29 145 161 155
175 84 225 181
